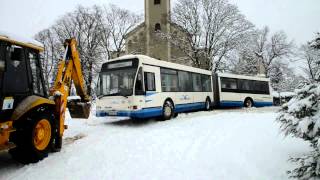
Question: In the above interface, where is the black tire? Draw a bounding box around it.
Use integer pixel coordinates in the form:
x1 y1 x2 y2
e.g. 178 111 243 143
9 113 55 164
162 101 174 121
244 98 253 108
205 98 211 111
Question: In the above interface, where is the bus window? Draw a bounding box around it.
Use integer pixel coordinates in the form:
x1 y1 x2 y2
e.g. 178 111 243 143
144 72 156 91
255 81 269 94
135 67 144 95
221 78 237 90
96 76 101 96
202 75 212 92
238 79 252 91
178 71 192 92
161 68 178 92
192 73 202 92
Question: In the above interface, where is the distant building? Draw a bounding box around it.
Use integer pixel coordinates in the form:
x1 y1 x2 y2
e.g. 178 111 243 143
123 0 192 65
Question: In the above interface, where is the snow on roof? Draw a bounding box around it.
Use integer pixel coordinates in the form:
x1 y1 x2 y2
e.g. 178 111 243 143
271 91 296 98
0 30 44 50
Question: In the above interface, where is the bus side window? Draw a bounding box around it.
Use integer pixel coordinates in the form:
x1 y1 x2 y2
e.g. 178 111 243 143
202 75 212 92
135 67 144 95
144 72 156 91
221 78 237 90
192 73 202 92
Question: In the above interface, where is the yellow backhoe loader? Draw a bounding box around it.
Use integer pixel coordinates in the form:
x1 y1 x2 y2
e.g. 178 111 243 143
0 33 90 164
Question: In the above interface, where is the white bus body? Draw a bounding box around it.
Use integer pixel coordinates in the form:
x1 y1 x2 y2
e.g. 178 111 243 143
96 55 213 119
213 73 273 107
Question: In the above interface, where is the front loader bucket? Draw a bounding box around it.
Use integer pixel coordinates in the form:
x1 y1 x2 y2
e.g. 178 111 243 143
68 101 91 119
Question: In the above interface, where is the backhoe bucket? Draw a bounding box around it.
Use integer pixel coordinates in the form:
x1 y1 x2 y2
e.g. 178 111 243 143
68 101 91 119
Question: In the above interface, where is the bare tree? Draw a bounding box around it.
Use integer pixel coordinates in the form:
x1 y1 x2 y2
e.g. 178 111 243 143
102 4 142 58
300 44 320 81
40 6 106 96
253 26 294 77
35 28 61 90
228 32 260 75
34 4 141 96
169 0 254 71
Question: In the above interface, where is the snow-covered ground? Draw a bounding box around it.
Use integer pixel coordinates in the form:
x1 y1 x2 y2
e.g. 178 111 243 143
0 107 310 180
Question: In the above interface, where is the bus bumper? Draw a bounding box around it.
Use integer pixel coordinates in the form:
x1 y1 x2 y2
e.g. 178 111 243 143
96 107 163 119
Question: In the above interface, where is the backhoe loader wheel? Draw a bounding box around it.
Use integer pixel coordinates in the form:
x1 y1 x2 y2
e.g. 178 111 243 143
9 113 54 164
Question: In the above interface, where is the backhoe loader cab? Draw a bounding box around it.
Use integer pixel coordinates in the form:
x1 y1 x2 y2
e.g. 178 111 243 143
0 34 46 121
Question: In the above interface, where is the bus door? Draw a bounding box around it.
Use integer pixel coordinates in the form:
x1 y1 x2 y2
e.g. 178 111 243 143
143 65 160 108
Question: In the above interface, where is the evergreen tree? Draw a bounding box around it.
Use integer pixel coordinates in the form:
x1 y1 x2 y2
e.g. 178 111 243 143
277 33 320 179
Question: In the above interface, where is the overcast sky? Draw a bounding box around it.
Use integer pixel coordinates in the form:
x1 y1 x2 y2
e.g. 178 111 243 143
0 0 319 45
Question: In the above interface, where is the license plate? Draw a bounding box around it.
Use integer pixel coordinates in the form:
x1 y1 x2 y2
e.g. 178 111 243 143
108 111 117 116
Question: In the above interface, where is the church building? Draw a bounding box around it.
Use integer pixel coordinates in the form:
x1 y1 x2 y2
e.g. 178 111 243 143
124 0 191 65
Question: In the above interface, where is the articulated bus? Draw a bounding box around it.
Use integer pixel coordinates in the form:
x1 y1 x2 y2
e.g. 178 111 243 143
95 55 273 120
96 55 213 120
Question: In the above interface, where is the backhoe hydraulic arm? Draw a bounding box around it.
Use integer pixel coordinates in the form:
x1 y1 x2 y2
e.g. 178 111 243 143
50 38 90 150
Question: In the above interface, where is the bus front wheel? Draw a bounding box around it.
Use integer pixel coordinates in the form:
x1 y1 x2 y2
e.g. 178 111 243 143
244 98 253 108
162 101 174 120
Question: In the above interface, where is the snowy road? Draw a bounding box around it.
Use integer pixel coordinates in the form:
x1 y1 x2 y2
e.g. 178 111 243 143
0 107 310 180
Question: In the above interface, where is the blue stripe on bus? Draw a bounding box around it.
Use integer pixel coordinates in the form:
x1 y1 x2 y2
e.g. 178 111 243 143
96 107 162 118
219 101 273 107
254 101 273 107
175 102 205 113
220 101 244 107
96 102 206 118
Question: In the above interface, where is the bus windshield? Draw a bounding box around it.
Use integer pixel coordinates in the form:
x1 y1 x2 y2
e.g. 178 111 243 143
97 68 137 98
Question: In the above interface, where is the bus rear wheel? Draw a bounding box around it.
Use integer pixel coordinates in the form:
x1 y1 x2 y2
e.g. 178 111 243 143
244 98 253 108
162 101 174 120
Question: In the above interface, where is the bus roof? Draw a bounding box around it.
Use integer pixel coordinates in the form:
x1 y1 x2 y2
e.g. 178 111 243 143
107 55 212 75
0 30 44 52
217 72 270 82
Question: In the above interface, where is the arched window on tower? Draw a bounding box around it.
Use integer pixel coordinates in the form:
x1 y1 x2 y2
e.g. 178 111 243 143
154 0 161 5
155 23 161 32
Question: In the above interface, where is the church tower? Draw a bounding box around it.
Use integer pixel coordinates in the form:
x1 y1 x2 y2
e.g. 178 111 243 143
145 0 171 60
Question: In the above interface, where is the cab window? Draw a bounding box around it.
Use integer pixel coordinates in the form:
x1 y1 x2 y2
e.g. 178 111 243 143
28 51 44 96
0 43 5 92
2 44 29 93
0 43 5 72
